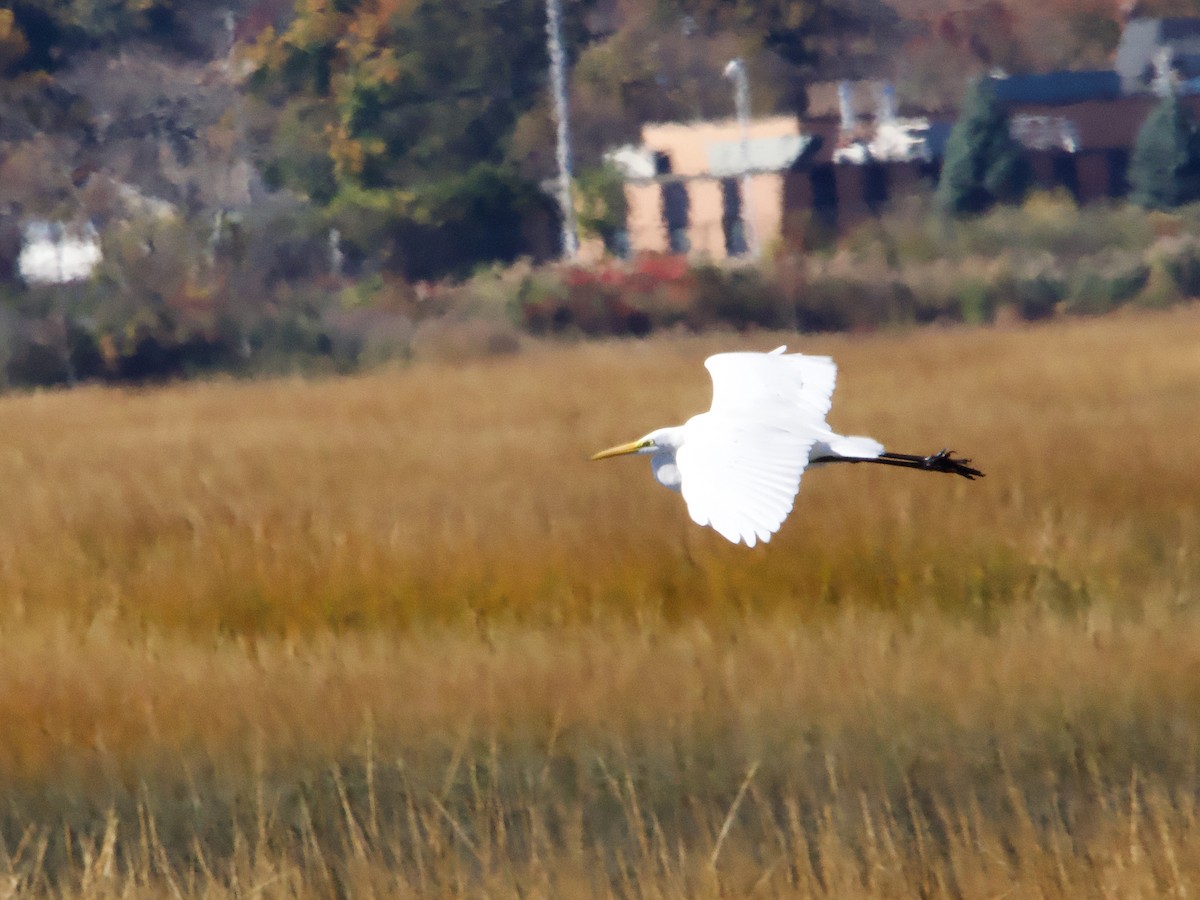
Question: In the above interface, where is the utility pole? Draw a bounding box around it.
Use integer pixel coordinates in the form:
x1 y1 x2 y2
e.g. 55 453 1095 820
546 0 579 259
723 58 755 257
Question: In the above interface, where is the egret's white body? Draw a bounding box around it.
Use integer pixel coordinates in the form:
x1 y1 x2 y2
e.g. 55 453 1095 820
592 346 980 547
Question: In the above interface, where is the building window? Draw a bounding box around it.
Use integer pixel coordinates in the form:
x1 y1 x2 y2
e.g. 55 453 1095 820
721 178 748 257
811 165 838 229
864 163 888 212
1052 153 1080 201
662 181 690 254
1107 149 1130 198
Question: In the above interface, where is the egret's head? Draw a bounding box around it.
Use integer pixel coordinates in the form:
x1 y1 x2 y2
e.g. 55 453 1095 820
591 427 682 460
590 434 657 460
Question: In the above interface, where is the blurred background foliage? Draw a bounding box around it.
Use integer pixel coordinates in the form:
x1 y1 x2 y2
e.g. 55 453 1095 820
0 0 1195 388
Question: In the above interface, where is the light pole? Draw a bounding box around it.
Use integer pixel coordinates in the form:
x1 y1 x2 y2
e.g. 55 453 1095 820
723 58 755 257
546 0 579 259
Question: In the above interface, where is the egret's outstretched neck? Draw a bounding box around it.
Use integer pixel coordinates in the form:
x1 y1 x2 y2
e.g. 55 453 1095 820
651 451 682 491
648 426 685 491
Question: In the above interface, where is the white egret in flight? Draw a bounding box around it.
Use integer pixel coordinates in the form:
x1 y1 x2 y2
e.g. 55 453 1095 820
591 346 981 547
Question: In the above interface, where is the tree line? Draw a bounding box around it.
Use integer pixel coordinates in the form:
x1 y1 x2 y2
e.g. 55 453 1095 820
0 0 1195 388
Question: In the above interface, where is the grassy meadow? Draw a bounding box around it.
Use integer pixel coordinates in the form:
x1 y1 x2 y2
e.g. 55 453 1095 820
0 306 1198 895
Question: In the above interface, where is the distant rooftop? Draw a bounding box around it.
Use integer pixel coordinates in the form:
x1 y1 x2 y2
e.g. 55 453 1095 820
632 116 809 179
706 135 812 177
990 71 1121 105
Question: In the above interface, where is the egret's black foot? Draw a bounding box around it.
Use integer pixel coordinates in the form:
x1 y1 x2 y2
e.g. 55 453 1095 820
920 449 983 480
875 449 983 479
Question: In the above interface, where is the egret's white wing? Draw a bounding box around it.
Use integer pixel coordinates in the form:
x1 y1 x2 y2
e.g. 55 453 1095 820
704 349 837 425
676 413 814 547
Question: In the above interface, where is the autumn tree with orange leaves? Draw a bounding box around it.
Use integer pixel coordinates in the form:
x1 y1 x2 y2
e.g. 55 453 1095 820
245 0 569 279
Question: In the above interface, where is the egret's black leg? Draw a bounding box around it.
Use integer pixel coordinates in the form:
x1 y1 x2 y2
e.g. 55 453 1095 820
812 448 983 480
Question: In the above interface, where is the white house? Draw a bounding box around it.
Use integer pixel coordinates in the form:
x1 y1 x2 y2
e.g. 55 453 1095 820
17 221 102 285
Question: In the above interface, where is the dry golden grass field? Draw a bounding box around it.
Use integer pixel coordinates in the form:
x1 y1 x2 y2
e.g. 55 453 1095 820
0 305 1198 896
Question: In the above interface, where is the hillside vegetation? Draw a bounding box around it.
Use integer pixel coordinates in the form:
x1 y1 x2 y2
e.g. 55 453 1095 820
0 307 1195 894
0 0 1185 391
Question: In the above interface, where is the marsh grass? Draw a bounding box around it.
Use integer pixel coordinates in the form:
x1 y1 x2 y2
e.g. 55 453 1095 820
0 306 1198 894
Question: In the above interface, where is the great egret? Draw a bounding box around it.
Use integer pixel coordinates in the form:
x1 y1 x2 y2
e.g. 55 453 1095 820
591 346 982 547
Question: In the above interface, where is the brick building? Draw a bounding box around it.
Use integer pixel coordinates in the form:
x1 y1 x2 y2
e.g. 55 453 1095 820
610 65 1200 260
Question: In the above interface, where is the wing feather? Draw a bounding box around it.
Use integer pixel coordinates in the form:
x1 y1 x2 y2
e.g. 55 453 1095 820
677 414 813 547
674 349 841 546
704 350 837 426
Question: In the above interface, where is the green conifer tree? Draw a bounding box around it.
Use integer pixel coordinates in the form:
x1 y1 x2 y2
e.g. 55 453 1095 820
937 78 1030 215
1129 92 1200 210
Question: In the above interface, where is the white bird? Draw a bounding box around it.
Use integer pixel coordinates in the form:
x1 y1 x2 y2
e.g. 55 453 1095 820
591 346 981 547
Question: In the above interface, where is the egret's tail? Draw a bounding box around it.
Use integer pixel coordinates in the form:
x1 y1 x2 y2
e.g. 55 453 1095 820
813 434 885 461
